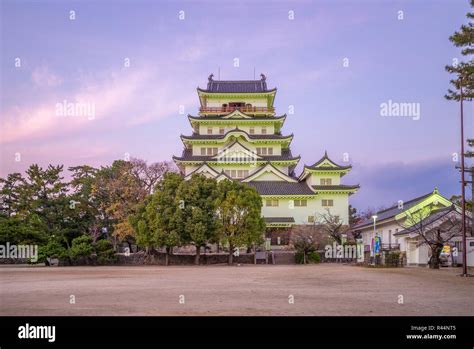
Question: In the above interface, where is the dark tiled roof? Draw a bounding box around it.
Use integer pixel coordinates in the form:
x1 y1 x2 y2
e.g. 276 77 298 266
188 114 286 121
306 151 351 170
352 192 434 229
264 217 295 223
181 130 292 140
247 181 315 196
199 75 275 93
174 149 298 162
394 206 457 236
312 185 360 191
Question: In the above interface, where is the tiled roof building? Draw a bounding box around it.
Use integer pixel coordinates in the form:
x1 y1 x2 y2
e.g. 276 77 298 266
173 74 359 246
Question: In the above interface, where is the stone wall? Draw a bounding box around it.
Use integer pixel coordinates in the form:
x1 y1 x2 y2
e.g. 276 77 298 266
116 252 256 265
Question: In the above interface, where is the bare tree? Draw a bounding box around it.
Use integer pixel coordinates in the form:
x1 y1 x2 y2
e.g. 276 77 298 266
396 205 463 269
291 227 324 264
130 158 177 194
316 209 349 244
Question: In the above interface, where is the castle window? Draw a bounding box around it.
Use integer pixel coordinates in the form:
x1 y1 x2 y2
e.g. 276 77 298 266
201 148 206 156
219 127 225 135
213 148 218 155
261 127 267 134
256 147 261 155
207 127 213 134
294 199 307 207
266 199 279 207
308 215 315 223
320 178 332 185
322 199 334 207
267 148 273 155
249 127 255 134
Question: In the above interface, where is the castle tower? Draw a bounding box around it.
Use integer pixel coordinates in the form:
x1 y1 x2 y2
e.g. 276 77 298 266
173 74 359 247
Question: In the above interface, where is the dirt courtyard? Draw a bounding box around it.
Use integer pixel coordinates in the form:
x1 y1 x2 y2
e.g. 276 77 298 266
0 264 473 316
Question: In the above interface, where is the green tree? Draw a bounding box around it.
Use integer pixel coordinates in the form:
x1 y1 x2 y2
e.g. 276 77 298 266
68 235 94 261
445 0 473 101
215 180 265 265
176 174 219 265
130 172 184 265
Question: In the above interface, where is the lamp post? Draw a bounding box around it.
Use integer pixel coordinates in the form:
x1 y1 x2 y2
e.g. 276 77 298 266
459 76 467 277
372 215 378 264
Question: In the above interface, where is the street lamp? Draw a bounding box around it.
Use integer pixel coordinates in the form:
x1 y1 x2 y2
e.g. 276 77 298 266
372 215 378 264
372 215 378 235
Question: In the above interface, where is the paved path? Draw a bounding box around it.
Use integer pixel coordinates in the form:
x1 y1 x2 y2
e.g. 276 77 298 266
1 264 473 315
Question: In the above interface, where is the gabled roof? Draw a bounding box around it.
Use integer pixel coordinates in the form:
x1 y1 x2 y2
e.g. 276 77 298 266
173 148 299 163
180 129 292 141
242 162 297 183
184 163 219 179
221 109 253 119
211 139 262 160
305 151 352 171
352 189 452 230
215 171 233 182
197 74 276 93
248 181 315 196
298 151 352 181
393 205 459 236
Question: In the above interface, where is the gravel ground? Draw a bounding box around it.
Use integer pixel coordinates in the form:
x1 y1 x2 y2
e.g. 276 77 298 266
0 264 473 316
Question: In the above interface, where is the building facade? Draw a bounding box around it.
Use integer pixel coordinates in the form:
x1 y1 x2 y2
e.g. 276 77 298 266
173 74 359 247
352 189 463 266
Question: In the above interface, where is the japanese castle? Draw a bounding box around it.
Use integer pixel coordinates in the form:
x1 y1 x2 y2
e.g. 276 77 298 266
173 74 359 245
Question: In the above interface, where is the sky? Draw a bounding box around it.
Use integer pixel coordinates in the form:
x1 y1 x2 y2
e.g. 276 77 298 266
0 0 473 212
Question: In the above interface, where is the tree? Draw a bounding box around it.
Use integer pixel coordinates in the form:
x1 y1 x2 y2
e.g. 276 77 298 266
129 158 176 194
291 228 321 264
16 164 78 247
93 159 176 250
0 172 36 245
396 205 463 269
176 174 219 265
69 165 102 241
348 204 360 227
215 180 265 265
130 172 184 265
445 0 474 101
0 173 24 217
316 209 348 244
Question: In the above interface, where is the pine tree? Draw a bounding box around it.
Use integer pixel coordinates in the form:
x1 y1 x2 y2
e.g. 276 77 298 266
445 0 474 101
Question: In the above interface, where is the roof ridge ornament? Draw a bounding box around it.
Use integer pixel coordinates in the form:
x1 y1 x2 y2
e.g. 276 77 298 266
208 73 214 82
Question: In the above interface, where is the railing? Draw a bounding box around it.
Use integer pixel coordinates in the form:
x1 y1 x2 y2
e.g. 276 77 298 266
381 243 400 251
200 106 275 114
364 243 400 252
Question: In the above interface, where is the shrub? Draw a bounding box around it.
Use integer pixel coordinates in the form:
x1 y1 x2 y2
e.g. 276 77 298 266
295 251 320 264
38 239 68 263
308 251 321 263
94 239 116 264
386 251 401 267
69 235 94 260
